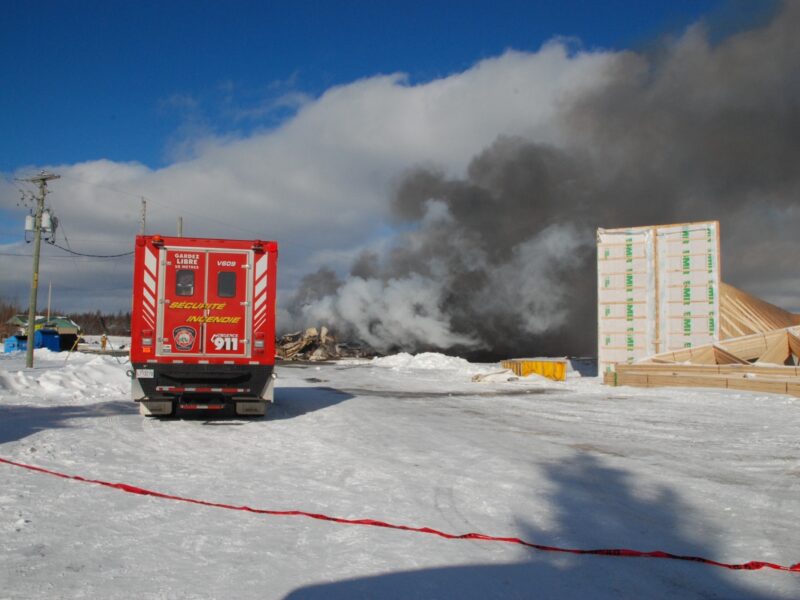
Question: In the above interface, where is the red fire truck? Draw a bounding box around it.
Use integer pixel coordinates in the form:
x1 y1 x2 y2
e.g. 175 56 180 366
130 235 278 417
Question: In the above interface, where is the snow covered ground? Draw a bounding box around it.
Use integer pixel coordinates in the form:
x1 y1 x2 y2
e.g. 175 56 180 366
1 348 798 599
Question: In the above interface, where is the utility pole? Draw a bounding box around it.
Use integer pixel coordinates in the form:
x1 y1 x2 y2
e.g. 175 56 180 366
140 197 147 235
22 171 60 368
177 216 183 237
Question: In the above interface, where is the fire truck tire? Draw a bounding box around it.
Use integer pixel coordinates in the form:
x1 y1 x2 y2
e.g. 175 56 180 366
139 400 175 417
235 401 267 417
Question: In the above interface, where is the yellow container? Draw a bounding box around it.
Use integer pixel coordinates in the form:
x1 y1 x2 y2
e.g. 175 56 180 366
500 358 568 381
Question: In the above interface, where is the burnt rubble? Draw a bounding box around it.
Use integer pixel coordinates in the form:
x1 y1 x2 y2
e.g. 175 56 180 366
276 326 375 361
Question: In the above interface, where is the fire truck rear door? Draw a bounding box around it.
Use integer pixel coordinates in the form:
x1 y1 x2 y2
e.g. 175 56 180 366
157 248 207 356
203 250 252 358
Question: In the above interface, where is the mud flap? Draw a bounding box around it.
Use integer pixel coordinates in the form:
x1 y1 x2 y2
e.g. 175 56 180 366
260 373 276 402
235 401 267 417
139 401 174 417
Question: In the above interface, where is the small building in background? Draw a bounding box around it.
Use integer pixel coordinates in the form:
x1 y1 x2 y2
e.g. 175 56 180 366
6 314 80 337
41 316 80 336
3 315 81 352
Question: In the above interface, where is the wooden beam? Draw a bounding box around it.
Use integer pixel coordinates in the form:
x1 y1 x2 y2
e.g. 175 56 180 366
613 364 800 398
720 283 800 339
619 363 799 378
788 331 800 362
712 345 749 365
756 332 791 365
717 328 787 361
688 345 716 364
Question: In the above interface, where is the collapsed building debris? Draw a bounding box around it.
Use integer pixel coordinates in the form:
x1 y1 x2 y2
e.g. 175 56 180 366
276 326 374 361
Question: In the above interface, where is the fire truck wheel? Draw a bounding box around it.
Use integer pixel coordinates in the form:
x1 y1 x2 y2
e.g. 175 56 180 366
139 401 175 417
235 401 267 417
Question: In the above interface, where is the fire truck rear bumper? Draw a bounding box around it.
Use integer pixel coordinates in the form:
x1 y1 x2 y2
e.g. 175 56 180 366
130 363 275 403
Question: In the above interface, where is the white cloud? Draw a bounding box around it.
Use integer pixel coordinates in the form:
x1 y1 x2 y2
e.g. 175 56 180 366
1 41 616 319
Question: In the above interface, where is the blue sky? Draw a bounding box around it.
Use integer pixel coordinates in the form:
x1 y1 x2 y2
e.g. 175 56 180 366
0 0 771 172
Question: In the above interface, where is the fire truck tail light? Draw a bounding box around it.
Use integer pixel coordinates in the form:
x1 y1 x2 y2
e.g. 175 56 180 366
254 333 265 352
142 329 154 346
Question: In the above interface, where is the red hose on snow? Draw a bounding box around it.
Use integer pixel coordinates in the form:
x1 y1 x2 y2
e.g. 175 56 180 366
1 456 798 573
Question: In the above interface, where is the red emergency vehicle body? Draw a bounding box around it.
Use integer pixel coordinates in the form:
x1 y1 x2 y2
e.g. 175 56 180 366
130 235 278 416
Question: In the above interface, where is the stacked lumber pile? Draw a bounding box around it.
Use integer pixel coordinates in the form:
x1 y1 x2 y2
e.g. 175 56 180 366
720 283 800 339
596 219 800 397
607 326 800 397
276 327 372 361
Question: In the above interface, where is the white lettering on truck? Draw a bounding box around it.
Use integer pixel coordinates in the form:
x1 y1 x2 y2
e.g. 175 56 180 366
174 253 200 269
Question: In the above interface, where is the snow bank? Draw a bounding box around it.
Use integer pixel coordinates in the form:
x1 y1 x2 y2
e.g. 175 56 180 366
371 352 486 373
0 353 130 405
369 352 571 387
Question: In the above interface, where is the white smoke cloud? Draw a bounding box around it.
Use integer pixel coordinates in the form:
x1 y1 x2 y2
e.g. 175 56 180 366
300 274 479 352
291 210 592 353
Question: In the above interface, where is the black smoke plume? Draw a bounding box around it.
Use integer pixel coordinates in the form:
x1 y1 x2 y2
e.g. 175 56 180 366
289 2 800 359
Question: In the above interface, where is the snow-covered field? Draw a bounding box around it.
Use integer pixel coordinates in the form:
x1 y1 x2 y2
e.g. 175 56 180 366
1 349 798 599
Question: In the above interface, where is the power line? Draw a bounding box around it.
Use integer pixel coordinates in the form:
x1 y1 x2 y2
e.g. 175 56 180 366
55 218 85 274
0 248 133 260
0 252 124 260
50 242 133 258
